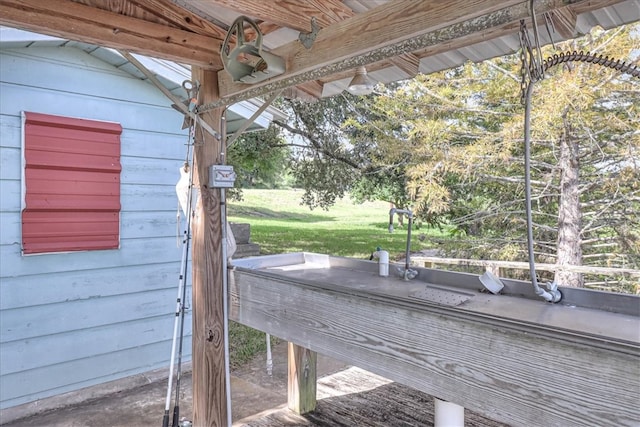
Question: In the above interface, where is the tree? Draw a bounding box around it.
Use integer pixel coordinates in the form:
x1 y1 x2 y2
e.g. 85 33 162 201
269 24 639 289
350 24 640 286
227 124 290 189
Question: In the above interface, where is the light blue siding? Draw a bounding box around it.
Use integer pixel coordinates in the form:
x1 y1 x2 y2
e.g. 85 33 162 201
0 45 193 409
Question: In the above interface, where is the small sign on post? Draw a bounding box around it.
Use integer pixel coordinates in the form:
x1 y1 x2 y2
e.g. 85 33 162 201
209 165 236 188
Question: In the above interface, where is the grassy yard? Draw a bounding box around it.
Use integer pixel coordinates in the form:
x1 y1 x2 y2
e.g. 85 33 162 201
228 188 445 260
225 188 447 367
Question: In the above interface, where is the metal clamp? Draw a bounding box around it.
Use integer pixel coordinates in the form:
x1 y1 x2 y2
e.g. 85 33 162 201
298 17 319 49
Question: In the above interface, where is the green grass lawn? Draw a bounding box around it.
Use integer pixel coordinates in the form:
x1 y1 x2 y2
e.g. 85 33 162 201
226 188 447 367
228 188 446 260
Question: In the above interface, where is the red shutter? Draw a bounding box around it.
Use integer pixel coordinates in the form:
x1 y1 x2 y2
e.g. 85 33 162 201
22 112 122 254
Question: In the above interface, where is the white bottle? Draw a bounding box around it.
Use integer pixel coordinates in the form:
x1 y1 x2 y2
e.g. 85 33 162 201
374 250 389 277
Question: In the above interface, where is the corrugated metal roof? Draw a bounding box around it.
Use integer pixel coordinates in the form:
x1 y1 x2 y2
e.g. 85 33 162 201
0 27 287 133
2 1 638 101
320 0 640 96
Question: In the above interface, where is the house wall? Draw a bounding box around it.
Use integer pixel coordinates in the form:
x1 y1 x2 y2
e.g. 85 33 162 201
0 46 192 409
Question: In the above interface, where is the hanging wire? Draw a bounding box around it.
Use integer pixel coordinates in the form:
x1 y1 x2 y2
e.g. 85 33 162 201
518 10 638 302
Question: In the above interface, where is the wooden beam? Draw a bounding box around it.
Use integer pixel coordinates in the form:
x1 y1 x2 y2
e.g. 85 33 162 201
211 0 421 96
389 53 421 78
210 0 598 108
0 0 223 69
296 80 325 99
288 342 318 414
127 0 229 38
191 67 227 426
547 6 578 39
206 0 354 32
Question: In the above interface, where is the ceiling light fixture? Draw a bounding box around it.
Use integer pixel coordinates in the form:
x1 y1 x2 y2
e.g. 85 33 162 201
347 66 375 95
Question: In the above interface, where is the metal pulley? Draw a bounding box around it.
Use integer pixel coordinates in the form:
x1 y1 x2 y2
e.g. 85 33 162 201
221 16 285 84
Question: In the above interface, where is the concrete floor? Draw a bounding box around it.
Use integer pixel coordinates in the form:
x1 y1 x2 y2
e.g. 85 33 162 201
1 341 348 427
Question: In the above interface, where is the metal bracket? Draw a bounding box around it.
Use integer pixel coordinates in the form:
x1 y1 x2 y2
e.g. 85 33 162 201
221 16 286 84
298 17 319 49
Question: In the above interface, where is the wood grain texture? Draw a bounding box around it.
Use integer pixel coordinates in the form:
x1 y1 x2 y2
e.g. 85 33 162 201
212 0 605 107
548 6 578 38
0 0 222 69
288 343 317 414
205 0 353 32
190 67 227 427
127 0 228 38
242 367 507 427
230 270 640 426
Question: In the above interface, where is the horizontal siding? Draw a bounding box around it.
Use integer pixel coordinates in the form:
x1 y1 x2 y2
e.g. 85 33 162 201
0 263 183 310
0 339 191 409
0 46 195 409
2 211 183 245
1 180 182 214
1 315 192 374
0 83 185 135
0 287 177 342
0 146 20 181
0 236 182 277
0 48 169 106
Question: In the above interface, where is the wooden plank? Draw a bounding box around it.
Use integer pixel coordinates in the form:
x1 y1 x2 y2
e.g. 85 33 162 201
205 0 354 32
288 342 317 414
0 0 222 69
242 367 507 427
548 6 578 38
190 67 227 427
0 234 182 276
127 0 229 38
210 0 611 108
411 256 640 277
0 263 181 310
209 0 420 93
0 340 176 408
389 53 421 78
229 270 640 426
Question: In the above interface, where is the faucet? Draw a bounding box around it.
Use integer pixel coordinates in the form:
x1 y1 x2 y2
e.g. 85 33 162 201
388 208 418 280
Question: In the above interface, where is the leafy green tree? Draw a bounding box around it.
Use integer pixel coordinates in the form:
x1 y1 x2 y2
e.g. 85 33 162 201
269 24 639 289
227 124 290 188
353 25 640 287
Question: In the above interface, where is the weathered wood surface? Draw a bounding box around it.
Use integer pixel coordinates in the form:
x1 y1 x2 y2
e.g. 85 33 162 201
287 343 317 415
190 67 226 427
0 0 222 69
212 0 612 108
229 270 640 426
239 366 506 427
413 255 640 277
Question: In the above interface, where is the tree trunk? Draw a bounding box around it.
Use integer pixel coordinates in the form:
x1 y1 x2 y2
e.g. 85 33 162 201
555 116 583 287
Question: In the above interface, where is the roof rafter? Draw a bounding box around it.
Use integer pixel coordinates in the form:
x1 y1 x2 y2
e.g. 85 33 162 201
207 0 421 94
0 0 224 69
211 0 606 109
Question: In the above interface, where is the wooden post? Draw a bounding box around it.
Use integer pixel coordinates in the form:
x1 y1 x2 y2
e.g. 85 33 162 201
487 263 502 277
191 67 227 427
287 342 317 414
